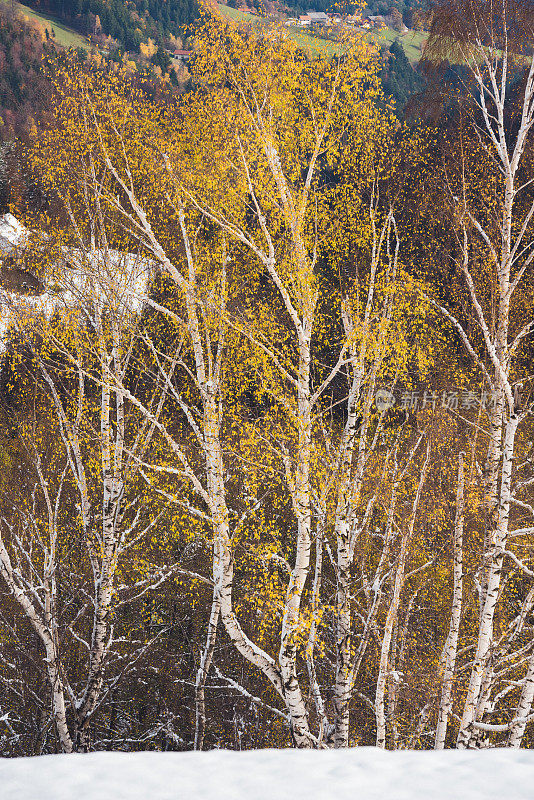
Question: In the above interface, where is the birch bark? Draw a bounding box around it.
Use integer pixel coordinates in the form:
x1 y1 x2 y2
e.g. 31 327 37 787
375 449 429 748
435 452 464 749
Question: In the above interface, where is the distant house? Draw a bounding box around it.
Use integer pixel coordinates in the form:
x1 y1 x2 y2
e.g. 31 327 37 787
299 14 311 25
308 11 328 24
173 49 191 62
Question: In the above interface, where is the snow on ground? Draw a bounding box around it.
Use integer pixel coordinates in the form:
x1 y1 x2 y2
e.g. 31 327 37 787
1 747 534 800
0 213 28 255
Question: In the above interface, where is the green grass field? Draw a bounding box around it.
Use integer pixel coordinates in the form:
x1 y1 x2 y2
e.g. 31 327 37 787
216 4 427 62
215 3 256 22
1 0 90 50
216 5 341 55
375 27 427 61
285 28 343 56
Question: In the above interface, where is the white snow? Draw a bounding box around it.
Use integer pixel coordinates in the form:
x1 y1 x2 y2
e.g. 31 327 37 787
0 213 28 254
0 213 156 350
59 247 155 315
1 747 533 800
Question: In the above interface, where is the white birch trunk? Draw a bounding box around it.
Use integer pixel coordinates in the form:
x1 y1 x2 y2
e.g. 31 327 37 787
508 650 534 747
435 452 464 749
376 450 429 748
194 592 220 751
457 416 518 747
0 534 73 753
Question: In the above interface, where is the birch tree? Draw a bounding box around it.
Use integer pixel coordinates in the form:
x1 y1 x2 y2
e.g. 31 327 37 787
425 0 534 747
19 16 466 751
0 241 192 751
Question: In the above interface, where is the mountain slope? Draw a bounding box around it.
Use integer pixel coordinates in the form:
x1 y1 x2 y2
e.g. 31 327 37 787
0 0 89 49
17 0 199 51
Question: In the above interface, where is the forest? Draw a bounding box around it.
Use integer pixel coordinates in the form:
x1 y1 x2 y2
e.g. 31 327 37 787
20 0 200 50
0 0 534 762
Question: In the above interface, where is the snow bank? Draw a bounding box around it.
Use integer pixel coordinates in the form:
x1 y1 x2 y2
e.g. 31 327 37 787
1 747 534 800
0 213 157 351
0 213 28 255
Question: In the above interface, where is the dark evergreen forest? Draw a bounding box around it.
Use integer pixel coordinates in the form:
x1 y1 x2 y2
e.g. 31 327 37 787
23 0 199 50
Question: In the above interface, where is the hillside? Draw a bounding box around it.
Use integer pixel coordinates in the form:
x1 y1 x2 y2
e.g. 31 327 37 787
215 3 426 62
0 0 89 49
0 4 54 138
377 25 426 62
17 0 200 51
